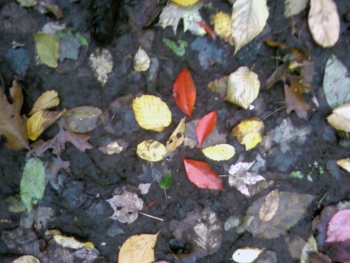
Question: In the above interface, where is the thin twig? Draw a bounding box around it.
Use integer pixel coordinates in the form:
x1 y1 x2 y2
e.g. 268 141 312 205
262 106 286 121
138 211 163 221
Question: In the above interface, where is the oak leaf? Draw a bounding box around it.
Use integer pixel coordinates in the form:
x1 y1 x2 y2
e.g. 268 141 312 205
284 78 310 120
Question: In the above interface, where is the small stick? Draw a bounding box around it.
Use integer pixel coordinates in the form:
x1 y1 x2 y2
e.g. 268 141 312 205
139 211 163 221
142 200 157 211
263 106 285 121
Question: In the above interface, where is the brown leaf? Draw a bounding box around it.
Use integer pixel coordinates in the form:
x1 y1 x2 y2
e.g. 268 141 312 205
207 76 228 98
0 81 28 149
284 79 310 120
266 63 289 89
259 189 279 222
46 155 70 182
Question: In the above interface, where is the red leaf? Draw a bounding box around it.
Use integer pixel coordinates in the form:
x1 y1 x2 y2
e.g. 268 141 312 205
196 111 217 148
197 21 216 40
173 68 196 118
182 158 223 190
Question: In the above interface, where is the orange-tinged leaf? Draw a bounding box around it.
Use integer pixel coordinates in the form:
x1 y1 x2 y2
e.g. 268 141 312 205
182 158 223 190
197 21 215 40
196 111 217 148
173 68 196 118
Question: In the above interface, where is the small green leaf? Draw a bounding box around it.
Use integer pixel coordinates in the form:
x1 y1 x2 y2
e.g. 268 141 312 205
75 33 88 46
162 39 187 57
158 171 173 190
20 158 46 212
34 33 60 68
290 171 303 179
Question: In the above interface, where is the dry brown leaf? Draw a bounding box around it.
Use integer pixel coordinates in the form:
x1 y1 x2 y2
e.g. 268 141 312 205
284 79 310 120
28 90 59 115
63 106 102 133
284 0 308 17
259 189 279 222
166 117 186 152
0 81 28 149
308 0 340 47
266 63 289 89
208 76 228 98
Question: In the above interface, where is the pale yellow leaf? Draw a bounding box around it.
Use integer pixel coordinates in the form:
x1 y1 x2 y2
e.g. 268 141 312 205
89 48 113 87
34 33 60 68
202 144 235 161
231 0 269 54
231 117 264 150
166 117 186 152
133 95 172 132
327 101 350 132
17 0 38 7
171 0 198 7
336 158 350 173
284 0 307 17
54 235 94 249
210 12 234 45
134 47 150 72
29 90 59 115
12 255 40 263
225 67 260 109
63 106 102 133
119 232 160 263
137 140 167 162
259 189 279 222
27 109 65 141
232 247 263 263
308 0 340 47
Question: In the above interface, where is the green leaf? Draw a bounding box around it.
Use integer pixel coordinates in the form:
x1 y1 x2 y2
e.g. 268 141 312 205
20 158 46 212
75 33 88 46
34 33 60 68
158 170 173 190
162 39 187 57
290 171 303 179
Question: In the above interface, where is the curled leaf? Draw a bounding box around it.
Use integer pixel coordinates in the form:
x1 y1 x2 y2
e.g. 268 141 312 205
166 117 186 152
63 106 102 133
202 144 235 161
29 90 59 115
137 140 168 162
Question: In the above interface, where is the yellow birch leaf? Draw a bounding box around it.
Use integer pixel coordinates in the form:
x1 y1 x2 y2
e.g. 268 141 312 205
231 117 264 151
166 117 186 152
133 95 172 132
137 140 167 162
171 0 198 7
259 189 279 222
119 231 160 263
29 90 59 115
231 0 269 54
134 47 150 72
202 144 235 161
210 12 234 45
54 235 94 249
225 67 260 109
336 158 350 173
12 255 40 263
284 0 307 17
308 0 340 48
63 106 102 133
33 33 60 68
27 109 65 141
89 48 113 87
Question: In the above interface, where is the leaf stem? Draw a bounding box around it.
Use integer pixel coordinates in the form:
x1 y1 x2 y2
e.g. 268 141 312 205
138 211 163 221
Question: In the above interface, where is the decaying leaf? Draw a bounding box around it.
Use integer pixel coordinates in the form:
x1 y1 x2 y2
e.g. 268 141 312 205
225 66 260 109
17 0 38 7
73 247 99 263
89 48 113 87
63 106 102 133
325 209 350 243
133 95 172 132
231 117 264 151
98 137 129 155
326 101 350 132
210 12 234 45
284 78 310 120
284 0 307 17
119 231 160 263
284 234 307 259
0 81 28 149
166 117 186 152
231 0 269 54
138 183 151 194
202 144 235 161
106 191 143 224
171 0 198 7
12 255 40 263
208 75 228 98
259 189 279 222
134 47 150 72
28 90 59 115
196 111 217 148
54 235 94 249
34 33 60 68
137 140 167 162
336 158 350 173
308 0 340 47
232 247 263 263
46 155 70 182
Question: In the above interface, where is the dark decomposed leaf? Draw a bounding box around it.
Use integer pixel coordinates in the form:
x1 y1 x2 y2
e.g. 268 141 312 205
63 106 102 133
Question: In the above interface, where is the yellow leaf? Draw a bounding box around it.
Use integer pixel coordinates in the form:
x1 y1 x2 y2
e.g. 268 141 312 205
33 33 60 68
63 106 102 133
29 90 59 115
308 0 340 47
171 0 198 7
202 144 235 161
259 189 279 222
17 0 38 7
231 117 264 151
134 47 150 72
54 234 94 249
231 0 269 54
166 117 186 152
12 255 40 263
284 0 307 17
137 140 167 162
326 101 350 132
225 67 260 109
27 109 65 141
119 231 160 263
336 158 350 173
133 95 172 132
210 12 234 45
89 48 113 87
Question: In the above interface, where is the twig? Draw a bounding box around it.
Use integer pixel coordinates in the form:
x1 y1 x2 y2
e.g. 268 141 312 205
262 106 286 121
138 211 163 221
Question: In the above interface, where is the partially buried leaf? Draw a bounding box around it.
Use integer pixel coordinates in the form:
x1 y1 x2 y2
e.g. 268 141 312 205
232 247 263 263
34 33 60 68
20 158 45 212
173 68 196 118
208 75 228 98
73 247 99 262
231 117 264 151
231 0 269 54
202 144 235 161
225 67 260 109
106 191 143 224
98 137 129 155
159 170 172 190
196 111 217 148
284 234 307 259
166 117 186 152
89 48 113 87
137 140 167 162
336 158 350 173
28 90 59 115
6 195 26 213
182 158 223 190
327 101 350 132
133 95 172 131
54 235 94 249
210 12 234 45
134 47 150 72
284 0 307 17
308 0 340 47
27 109 65 141
259 189 279 222
63 106 102 133
171 0 198 7
12 255 40 263
138 183 151 194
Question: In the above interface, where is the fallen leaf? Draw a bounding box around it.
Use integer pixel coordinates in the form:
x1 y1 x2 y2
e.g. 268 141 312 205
259 189 279 222
225 66 260 109
162 38 187 57
231 0 269 54
231 117 264 151
308 0 340 47
28 90 59 115
119 231 160 263
306 251 332 263
210 12 234 45
138 183 151 195
137 140 168 162
12 255 40 263
63 106 102 133
196 111 217 148
0 81 28 149
208 75 228 98
46 155 70 182
6 195 26 213
106 191 143 224
34 33 60 68
134 47 150 72
182 158 223 190
325 209 350 242
284 79 310 120
98 137 129 155
171 0 198 7
284 234 307 259
300 236 319 263
284 0 307 17
166 117 186 152
39 2 63 19
73 247 99 262
20 158 46 212
159 170 172 190
54 235 94 249
202 144 235 161
89 48 113 87
336 158 350 173
173 68 196 118
232 247 263 263
17 0 38 7
266 63 288 89
58 34 82 62
326 101 350 132
133 95 172 131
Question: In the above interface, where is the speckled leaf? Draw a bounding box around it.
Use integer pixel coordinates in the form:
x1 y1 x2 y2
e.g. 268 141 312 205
63 106 102 133
166 117 186 152
137 140 168 162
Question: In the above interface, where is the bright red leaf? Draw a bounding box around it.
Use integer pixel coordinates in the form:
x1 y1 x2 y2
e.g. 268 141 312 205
196 111 217 148
173 68 196 118
182 158 223 190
